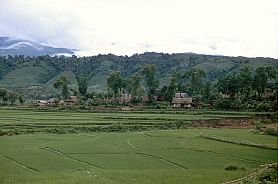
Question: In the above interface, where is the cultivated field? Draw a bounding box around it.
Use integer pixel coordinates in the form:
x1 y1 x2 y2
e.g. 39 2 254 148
0 109 277 184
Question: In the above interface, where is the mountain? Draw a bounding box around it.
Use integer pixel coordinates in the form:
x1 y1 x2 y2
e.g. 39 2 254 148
0 52 277 99
0 37 74 56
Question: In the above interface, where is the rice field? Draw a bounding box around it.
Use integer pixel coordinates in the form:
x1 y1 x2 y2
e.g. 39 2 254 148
0 109 277 184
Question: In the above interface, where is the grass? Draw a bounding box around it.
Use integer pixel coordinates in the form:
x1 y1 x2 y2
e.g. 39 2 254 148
0 109 277 184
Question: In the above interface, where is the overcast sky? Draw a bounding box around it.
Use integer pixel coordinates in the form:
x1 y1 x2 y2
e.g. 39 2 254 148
0 0 277 58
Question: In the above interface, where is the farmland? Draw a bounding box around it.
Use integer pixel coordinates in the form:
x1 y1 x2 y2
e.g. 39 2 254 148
0 109 277 184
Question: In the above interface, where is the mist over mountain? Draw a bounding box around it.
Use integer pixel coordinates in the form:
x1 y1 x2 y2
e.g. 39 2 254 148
0 37 74 56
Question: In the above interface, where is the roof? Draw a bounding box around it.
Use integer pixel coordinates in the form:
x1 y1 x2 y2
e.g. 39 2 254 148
69 96 78 101
175 93 189 98
172 97 192 104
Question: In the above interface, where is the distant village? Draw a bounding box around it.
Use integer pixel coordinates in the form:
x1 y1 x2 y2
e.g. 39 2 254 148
37 92 193 108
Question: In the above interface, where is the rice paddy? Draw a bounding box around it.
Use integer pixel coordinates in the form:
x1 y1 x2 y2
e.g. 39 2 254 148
0 109 276 184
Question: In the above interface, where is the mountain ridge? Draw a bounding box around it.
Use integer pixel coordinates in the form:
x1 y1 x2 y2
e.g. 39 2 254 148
0 37 74 56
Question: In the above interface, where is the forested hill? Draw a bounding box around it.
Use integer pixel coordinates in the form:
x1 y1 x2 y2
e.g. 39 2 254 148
0 52 277 99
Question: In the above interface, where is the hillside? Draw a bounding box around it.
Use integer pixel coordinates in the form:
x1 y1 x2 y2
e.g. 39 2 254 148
0 52 277 99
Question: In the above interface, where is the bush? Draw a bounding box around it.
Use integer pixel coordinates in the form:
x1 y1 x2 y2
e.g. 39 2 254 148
256 102 272 111
131 96 142 104
252 165 278 183
255 121 263 130
214 97 233 109
265 128 278 136
225 165 238 171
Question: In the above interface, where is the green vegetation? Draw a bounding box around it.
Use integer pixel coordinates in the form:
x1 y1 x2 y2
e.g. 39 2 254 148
0 52 277 183
0 53 277 100
141 64 159 102
0 109 277 184
53 76 70 99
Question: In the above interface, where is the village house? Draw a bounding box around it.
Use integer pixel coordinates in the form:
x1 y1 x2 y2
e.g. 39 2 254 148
110 94 132 103
172 92 192 108
37 96 79 105
64 96 79 104
37 100 48 106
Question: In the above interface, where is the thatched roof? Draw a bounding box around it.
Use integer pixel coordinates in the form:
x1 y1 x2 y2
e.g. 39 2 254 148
172 97 192 104
175 93 189 98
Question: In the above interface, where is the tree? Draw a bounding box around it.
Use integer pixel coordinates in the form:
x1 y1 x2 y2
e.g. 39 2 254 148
130 73 141 96
142 64 159 102
19 95 25 106
184 69 206 96
253 67 275 99
238 67 253 98
0 88 7 102
122 78 132 94
76 76 89 96
202 82 212 101
8 92 17 105
54 76 70 99
107 71 123 97
217 74 239 97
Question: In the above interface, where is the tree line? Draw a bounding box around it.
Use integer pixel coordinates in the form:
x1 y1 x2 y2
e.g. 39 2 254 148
50 63 277 110
0 89 24 105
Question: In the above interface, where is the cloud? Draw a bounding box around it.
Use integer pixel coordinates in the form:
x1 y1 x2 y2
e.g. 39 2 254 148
0 0 277 58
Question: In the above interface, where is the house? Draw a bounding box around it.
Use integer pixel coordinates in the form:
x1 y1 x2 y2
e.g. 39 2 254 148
172 92 192 108
121 94 132 103
65 96 78 104
37 100 48 106
109 94 132 103
47 98 58 104
37 98 59 105
141 95 161 103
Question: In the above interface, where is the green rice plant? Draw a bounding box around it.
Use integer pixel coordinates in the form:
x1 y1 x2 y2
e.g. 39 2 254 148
200 133 277 150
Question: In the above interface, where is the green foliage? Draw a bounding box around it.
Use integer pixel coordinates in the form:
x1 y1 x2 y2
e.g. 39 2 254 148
130 73 141 97
0 88 7 101
107 71 123 97
257 165 278 183
53 76 70 99
0 53 277 101
8 92 17 105
256 101 272 111
224 165 238 171
142 64 159 102
253 67 276 99
184 68 206 96
18 95 24 106
76 76 88 96
217 74 239 97
238 67 253 98
265 128 278 136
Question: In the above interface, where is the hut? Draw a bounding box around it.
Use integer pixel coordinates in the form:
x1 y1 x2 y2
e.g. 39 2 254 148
172 92 192 108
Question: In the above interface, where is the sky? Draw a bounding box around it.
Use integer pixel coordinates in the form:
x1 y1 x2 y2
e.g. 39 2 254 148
0 0 277 58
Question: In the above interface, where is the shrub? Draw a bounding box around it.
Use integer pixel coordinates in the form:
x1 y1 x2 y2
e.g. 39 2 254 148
265 128 278 136
225 165 238 171
255 121 262 130
258 165 278 183
214 97 233 109
256 102 272 111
